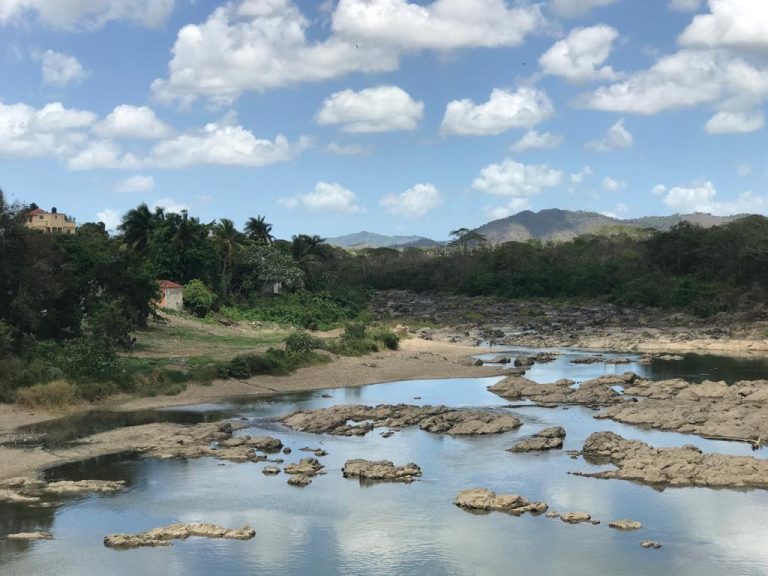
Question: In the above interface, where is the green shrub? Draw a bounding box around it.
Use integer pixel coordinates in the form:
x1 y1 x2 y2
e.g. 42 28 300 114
284 331 320 354
15 380 79 409
343 322 367 340
381 331 400 350
226 356 251 379
58 337 120 382
183 280 216 318
134 370 187 397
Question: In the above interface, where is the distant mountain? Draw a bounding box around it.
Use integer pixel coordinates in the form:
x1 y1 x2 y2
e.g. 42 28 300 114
474 209 748 244
326 231 441 249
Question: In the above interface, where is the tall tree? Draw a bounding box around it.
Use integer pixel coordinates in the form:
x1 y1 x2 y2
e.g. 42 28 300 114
212 218 243 291
118 203 155 254
245 215 274 244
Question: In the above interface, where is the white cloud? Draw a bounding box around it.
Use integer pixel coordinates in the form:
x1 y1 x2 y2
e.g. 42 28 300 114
316 85 423 133
571 166 593 184
0 0 175 29
510 130 563 152
602 176 626 191
149 123 310 168
441 87 553 136
40 50 87 88
67 140 141 170
114 174 155 193
152 197 188 214
669 0 703 12
325 142 371 156
539 25 619 83
652 184 668 195
152 0 543 104
549 0 618 19
660 180 767 215
705 110 764 134
96 208 122 231
280 181 364 213
679 0 768 52
587 119 633 151
96 105 171 139
486 198 531 220
578 49 768 119
379 183 442 218
0 101 95 158
332 0 543 50
472 158 562 197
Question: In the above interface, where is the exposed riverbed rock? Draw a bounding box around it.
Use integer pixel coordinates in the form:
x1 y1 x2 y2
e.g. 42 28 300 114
342 459 421 482
8 531 53 540
104 523 255 549
454 488 547 515
43 480 126 495
488 375 632 406
641 540 663 549
509 426 566 452
0 477 125 502
284 458 325 476
560 512 592 524
609 519 643 531
598 378 768 444
287 476 312 487
579 431 768 489
282 404 521 437
262 466 281 475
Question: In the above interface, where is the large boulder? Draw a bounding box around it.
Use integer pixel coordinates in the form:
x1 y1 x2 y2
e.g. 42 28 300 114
342 459 421 482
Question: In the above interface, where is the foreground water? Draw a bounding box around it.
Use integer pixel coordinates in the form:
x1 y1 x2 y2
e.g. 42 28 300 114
2 349 768 575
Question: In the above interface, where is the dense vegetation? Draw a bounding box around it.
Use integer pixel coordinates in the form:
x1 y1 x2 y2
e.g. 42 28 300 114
312 218 768 317
3 185 768 404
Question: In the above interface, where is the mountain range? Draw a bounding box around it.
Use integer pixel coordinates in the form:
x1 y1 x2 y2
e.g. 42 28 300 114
326 210 749 248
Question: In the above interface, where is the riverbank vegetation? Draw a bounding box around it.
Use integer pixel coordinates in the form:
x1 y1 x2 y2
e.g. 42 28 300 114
2 186 767 404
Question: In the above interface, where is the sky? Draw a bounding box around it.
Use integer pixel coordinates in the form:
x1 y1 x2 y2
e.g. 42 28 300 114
1 0 767 240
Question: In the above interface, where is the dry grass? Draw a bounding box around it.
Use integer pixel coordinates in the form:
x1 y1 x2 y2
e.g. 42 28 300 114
16 380 80 409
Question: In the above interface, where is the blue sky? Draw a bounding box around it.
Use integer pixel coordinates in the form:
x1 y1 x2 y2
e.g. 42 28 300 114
1 0 767 240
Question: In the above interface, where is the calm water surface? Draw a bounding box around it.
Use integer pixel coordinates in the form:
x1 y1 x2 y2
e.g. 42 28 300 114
2 350 768 576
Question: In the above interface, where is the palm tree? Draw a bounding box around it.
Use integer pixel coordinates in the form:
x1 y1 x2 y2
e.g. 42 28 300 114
245 215 273 244
291 234 329 265
119 203 155 254
212 218 242 278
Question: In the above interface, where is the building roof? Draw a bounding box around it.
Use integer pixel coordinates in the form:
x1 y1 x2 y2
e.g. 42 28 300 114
28 208 46 215
158 279 183 289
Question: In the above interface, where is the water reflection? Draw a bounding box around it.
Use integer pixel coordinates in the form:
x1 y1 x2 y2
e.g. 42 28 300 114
2 355 768 575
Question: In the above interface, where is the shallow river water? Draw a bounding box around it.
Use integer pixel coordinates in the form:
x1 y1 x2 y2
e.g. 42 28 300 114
2 349 768 576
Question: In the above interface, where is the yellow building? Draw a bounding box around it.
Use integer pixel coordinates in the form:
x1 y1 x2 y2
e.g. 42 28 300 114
25 207 77 234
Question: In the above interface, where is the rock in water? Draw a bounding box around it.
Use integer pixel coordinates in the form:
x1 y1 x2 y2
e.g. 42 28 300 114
454 488 547 516
580 431 768 489
8 531 53 540
609 519 643 531
283 458 324 476
287 476 312 487
641 540 663 549
104 523 255 549
342 459 421 482
559 512 592 524
509 426 566 452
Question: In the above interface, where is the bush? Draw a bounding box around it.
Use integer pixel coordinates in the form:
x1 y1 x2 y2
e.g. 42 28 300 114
87 299 134 348
284 331 321 354
226 356 251 379
183 280 216 317
57 337 120 382
343 322 367 340
381 331 400 350
15 380 79 409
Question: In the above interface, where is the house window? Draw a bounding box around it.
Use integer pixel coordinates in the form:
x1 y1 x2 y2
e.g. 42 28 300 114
39 215 45 220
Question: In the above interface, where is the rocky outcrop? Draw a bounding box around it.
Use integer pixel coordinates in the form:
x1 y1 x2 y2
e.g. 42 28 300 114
454 488 547 515
8 531 53 540
489 374 633 406
262 466 281 475
559 512 592 524
282 404 521 437
609 519 642 530
579 432 768 489
104 523 255 549
287 476 312 487
641 540 663 549
284 458 324 477
599 378 768 444
342 459 421 482
509 426 566 453
0 477 125 502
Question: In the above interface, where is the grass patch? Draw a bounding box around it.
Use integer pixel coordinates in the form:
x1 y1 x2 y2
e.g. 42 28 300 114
15 380 79 409
312 323 400 357
222 349 330 380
